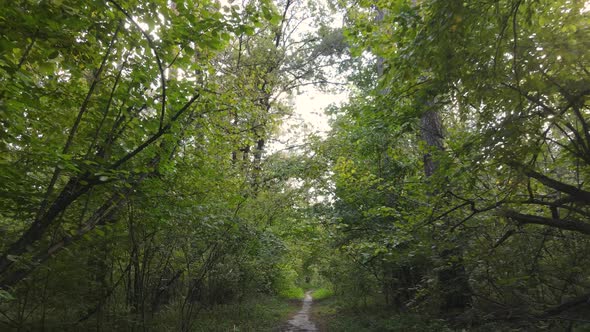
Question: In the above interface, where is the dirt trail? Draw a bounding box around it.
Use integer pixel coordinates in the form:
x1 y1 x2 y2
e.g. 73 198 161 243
282 290 318 331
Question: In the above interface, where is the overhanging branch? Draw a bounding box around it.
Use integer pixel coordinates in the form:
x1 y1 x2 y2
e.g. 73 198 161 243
507 161 590 204
501 209 590 236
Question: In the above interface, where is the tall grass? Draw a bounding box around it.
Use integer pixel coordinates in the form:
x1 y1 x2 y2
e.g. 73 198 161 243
159 295 295 332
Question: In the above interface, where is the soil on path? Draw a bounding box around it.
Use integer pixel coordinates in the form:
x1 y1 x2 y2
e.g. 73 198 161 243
281 291 318 332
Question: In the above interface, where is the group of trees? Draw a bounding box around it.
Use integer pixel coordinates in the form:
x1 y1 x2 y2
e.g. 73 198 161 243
318 0 590 329
1 0 589 330
0 0 336 330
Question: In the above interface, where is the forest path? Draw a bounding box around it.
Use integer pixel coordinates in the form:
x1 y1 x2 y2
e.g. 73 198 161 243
280 291 318 331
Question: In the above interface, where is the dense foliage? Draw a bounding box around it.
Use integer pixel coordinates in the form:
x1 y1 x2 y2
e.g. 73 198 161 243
1 0 589 331
0 0 335 330
318 0 590 329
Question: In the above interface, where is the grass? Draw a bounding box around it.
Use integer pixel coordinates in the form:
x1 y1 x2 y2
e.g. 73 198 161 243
148 294 299 332
192 295 297 331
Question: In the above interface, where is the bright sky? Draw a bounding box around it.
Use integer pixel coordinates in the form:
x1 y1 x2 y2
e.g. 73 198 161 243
267 0 349 153
294 88 346 134
269 87 347 153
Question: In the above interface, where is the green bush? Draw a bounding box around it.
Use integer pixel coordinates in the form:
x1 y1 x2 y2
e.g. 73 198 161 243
312 287 334 300
273 263 305 299
279 286 305 299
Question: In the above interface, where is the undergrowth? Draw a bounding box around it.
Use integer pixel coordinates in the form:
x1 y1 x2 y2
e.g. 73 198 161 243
154 295 296 332
311 297 455 332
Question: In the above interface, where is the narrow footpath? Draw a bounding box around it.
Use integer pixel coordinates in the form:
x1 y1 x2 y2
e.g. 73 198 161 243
281 291 318 332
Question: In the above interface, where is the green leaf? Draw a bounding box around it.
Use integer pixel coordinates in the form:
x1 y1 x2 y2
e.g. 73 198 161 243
0 290 15 301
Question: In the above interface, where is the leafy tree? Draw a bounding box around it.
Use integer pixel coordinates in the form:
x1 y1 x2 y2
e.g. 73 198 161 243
321 0 590 328
0 0 339 329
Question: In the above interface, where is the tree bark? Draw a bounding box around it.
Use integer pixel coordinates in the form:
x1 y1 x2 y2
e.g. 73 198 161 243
420 102 471 314
421 109 444 177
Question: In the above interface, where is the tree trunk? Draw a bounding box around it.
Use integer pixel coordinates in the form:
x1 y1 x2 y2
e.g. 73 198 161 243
420 109 444 177
420 108 472 314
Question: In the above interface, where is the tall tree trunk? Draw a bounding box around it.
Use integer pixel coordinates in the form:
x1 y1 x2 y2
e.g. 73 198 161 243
420 106 472 314
420 109 444 177
399 0 472 314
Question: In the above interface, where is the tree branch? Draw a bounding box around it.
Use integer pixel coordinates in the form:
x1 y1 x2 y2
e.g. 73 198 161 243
507 161 590 204
539 292 590 318
501 209 590 236
36 21 122 222
107 0 167 130
109 93 200 170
